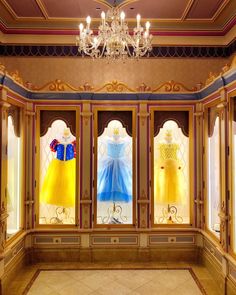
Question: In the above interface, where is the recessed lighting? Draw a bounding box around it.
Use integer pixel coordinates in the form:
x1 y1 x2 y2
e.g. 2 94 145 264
96 7 101 10
130 7 135 10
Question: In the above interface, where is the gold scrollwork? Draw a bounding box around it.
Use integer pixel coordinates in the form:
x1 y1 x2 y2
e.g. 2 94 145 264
94 80 136 92
205 72 218 86
152 80 197 92
32 79 80 92
32 80 94 92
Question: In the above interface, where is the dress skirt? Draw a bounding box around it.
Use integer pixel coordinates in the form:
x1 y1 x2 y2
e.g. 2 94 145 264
40 158 75 207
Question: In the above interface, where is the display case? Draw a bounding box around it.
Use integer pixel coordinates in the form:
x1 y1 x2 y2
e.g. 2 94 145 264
35 108 80 226
6 106 23 239
94 109 136 227
151 108 194 226
205 105 221 238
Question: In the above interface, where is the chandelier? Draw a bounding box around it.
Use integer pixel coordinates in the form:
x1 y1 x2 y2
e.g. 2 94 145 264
76 6 152 60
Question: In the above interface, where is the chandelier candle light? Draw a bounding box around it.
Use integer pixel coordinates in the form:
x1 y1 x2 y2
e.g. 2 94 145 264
76 7 152 60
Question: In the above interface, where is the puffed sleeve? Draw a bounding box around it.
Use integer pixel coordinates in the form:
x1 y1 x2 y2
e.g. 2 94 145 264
72 140 76 158
50 139 59 152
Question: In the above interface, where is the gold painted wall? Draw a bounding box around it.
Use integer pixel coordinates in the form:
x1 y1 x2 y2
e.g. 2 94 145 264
0 57 230 89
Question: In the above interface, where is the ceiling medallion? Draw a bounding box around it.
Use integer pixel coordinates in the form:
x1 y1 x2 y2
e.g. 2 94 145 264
76 3 152 60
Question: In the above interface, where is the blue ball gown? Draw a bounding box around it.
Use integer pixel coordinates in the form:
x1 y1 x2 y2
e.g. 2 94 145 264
97 139 132 203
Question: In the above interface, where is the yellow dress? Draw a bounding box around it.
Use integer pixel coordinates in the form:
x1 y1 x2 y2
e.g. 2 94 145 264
40 139 76 208
154 142 185 204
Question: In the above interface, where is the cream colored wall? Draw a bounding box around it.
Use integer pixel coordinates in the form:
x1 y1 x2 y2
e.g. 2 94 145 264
0 57 230 89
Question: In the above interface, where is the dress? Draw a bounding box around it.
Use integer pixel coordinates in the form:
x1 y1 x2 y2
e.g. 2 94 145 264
40 139 76 207
154 142 184 204
97 139 132 203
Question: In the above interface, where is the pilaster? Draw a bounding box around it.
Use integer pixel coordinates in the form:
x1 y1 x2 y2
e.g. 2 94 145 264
137 103 149 228
194 103 204 229
81 103 93 229
218 88 229 251
24 103 35 230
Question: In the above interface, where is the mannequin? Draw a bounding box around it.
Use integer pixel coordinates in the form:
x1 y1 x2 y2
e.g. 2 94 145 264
155 129 184 207
40 127 76 208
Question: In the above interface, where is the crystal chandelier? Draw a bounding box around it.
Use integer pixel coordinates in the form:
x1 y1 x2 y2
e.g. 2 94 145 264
76 5 152 60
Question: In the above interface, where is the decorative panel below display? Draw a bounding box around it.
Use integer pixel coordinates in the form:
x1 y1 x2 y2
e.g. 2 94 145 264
91 235 138 246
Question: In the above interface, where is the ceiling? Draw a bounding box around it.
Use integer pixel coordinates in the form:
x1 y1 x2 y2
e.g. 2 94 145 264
0 0 235 44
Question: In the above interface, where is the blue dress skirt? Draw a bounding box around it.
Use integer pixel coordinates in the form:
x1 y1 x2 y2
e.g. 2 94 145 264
97 140 132 203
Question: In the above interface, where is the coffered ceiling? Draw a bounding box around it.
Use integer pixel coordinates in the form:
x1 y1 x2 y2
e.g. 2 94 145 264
0 0 235 45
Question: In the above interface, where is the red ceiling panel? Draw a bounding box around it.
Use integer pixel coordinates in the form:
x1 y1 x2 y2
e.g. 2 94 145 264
41 0 109 18
5 0 44 17
187 0 225 19
123 0 189 19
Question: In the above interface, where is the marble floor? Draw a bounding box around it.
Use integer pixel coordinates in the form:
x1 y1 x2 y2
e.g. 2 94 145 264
6 263 221 295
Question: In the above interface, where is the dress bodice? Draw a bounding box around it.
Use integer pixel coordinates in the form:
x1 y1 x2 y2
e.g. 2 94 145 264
50 139 76 161
159 143 179 161
107 141 125 159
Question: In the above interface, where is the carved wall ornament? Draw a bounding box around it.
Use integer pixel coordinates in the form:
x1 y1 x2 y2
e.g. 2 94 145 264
80 82 93 91
205 72 218 86
137 83 151 92
152 80 197 92
0 63 6 73
32 79 82 92
221 64 230 74
95 80 136 93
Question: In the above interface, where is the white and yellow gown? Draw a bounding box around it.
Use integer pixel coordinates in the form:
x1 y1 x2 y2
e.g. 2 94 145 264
154 142 185 205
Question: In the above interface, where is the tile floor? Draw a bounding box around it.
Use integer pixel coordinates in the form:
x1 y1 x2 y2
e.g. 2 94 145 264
26 269 204 295
6 263 221 295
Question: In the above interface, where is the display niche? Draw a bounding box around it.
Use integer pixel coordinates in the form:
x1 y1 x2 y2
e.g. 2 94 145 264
38 110 76 225
95 111 134 226
207 107 220 237
7 106 22 238
153 111 190 225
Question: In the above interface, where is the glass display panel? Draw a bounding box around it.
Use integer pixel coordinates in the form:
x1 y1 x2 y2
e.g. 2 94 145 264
7 115 21 238
208 116 220 237
39 119 76 224
97 120 133 224
154 120 190 224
